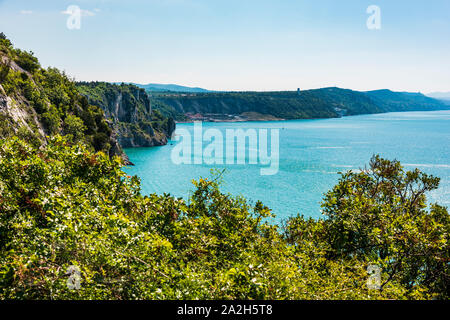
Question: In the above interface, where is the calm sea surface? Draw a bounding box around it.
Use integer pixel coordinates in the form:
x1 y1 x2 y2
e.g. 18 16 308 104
124 111 450 221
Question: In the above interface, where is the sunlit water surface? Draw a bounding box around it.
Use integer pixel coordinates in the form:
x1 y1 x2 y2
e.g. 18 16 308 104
124 111 450 222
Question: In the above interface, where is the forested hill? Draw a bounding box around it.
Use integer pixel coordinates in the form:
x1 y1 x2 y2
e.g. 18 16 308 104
0 33 126 161
365 89 449 112
150 87 448 121
76 82 176 148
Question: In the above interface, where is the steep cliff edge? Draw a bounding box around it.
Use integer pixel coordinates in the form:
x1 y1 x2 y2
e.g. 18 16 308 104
0 33 128 162
76 82 176 148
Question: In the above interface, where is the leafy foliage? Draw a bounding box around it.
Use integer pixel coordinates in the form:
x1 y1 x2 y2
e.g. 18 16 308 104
64 115 87 143
13 50 40 74
320 155 449 297
0 137 447 300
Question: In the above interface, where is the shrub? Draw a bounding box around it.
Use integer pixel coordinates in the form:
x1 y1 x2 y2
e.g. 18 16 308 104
0 137 447 300
92 132 110 152
0 60 10 83
64 114 87 143
14 49 40 74
41 107 60 134
321 155 449 297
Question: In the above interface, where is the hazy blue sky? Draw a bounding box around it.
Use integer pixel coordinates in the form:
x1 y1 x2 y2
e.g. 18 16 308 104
1 0 449 92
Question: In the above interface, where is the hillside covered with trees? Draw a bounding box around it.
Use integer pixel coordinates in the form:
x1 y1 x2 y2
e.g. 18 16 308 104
0 33 124 160
149 87 448 121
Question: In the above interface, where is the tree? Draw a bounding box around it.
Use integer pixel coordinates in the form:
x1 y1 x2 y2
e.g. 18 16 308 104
41 106 60 135
321 155 449 298
0 139 446 300
14 49 40 74
0 59 10 84
64 114 87 143
0 32 12 49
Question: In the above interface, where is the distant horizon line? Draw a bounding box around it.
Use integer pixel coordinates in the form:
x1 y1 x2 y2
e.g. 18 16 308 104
76 80 449 96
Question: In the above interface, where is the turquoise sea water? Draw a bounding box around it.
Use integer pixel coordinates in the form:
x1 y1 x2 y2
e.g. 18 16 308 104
124 111 450 221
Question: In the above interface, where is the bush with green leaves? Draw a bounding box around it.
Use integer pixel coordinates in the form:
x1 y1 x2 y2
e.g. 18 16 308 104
0 137 447 300
64 115 87 143
321 155 449 296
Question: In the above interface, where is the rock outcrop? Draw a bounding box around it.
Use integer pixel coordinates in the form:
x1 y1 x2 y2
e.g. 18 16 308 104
76 82 176 148
0 35 128 162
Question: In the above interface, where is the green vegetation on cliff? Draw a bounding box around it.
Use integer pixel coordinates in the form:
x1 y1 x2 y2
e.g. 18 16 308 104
0 136 448 300
0 34 176 161
76 82 176 148
0 33 123 158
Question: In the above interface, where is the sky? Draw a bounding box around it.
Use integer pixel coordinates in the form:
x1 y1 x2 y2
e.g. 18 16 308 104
0 0 449 93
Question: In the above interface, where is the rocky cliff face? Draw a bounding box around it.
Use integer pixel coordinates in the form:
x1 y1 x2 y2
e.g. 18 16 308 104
0 83 46 144
77 82 176 148
0 35 128 162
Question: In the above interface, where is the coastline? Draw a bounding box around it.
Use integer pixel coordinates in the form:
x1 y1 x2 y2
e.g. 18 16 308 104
174 108 450 124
